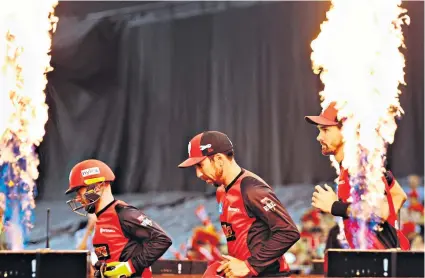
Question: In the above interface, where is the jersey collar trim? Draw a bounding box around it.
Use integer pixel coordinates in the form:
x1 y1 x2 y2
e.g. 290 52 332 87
225 169 245 193
96 199 117 217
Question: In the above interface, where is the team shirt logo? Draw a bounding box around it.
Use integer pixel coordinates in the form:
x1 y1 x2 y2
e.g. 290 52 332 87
261 197 277 212
221 222 236 241
200 144 212 151
137 215 153 227
94 244 111 260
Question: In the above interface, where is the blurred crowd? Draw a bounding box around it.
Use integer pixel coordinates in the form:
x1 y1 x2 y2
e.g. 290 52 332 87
167 205 226 264
399 175 424 251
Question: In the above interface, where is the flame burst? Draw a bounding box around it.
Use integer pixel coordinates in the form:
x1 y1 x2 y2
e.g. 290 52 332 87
311 0 409 248
0 1 58 250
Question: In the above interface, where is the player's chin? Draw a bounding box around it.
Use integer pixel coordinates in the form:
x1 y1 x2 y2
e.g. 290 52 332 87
321 147 334 156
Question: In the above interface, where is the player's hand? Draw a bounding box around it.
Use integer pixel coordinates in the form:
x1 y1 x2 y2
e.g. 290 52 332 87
312 184 338 213
103 261 134 278
93 261 106 278
94 270 103 278
217 255 250 277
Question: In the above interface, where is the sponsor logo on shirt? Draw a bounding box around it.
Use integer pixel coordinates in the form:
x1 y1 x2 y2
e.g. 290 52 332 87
228 206 240 213
100 228 115 233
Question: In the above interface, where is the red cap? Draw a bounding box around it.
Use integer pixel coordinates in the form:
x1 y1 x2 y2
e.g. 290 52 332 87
178 131 234 168
305 102 339 126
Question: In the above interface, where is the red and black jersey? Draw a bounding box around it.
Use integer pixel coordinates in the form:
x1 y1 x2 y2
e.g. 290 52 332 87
337 167 408 250
92 200 172 278
216 169 300 276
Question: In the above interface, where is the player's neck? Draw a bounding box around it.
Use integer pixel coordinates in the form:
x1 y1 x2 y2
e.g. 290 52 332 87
222 163 242 187
95 193 115 214
334 147 344 164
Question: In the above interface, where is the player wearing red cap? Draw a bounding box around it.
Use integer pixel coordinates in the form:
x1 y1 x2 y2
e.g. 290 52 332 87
179 131 300 277
305 102 409 250
66 159 172 278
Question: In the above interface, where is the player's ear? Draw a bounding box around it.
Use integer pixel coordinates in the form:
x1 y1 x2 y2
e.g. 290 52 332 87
215 153 226 166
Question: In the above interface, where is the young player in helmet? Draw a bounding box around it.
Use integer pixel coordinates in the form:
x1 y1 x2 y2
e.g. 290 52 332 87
66 159 172 278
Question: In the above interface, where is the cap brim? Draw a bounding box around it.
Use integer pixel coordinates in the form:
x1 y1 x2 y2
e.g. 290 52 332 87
305 116 338 126
178 156 207 168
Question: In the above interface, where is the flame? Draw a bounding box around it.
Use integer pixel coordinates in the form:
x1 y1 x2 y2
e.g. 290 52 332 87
311 0 409 248
0 1 58 250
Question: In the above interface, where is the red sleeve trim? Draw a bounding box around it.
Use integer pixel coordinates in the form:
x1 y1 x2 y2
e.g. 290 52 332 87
128 260 136 273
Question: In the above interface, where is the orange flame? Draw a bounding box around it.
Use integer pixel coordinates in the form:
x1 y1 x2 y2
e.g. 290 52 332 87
311 0 409 247
0 1 59 249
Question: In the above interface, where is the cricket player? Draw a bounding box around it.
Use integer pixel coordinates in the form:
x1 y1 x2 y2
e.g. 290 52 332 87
66 159 172 277
179 131 300 277
305 102 409 250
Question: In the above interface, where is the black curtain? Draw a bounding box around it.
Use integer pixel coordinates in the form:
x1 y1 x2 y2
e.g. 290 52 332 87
37 1 424 200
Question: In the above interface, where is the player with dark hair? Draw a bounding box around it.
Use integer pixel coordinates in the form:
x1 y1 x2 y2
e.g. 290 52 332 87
305 102 409 250
179 131 300 277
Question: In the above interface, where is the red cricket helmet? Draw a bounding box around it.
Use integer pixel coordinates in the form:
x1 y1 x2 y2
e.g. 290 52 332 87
66 159 115 195
66 159 115 216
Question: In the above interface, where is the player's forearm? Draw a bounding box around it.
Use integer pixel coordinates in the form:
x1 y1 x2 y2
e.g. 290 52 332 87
392 195 405 214
390 181 407 213
385 174 407 213
246 228 300 274
333 200 389 221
